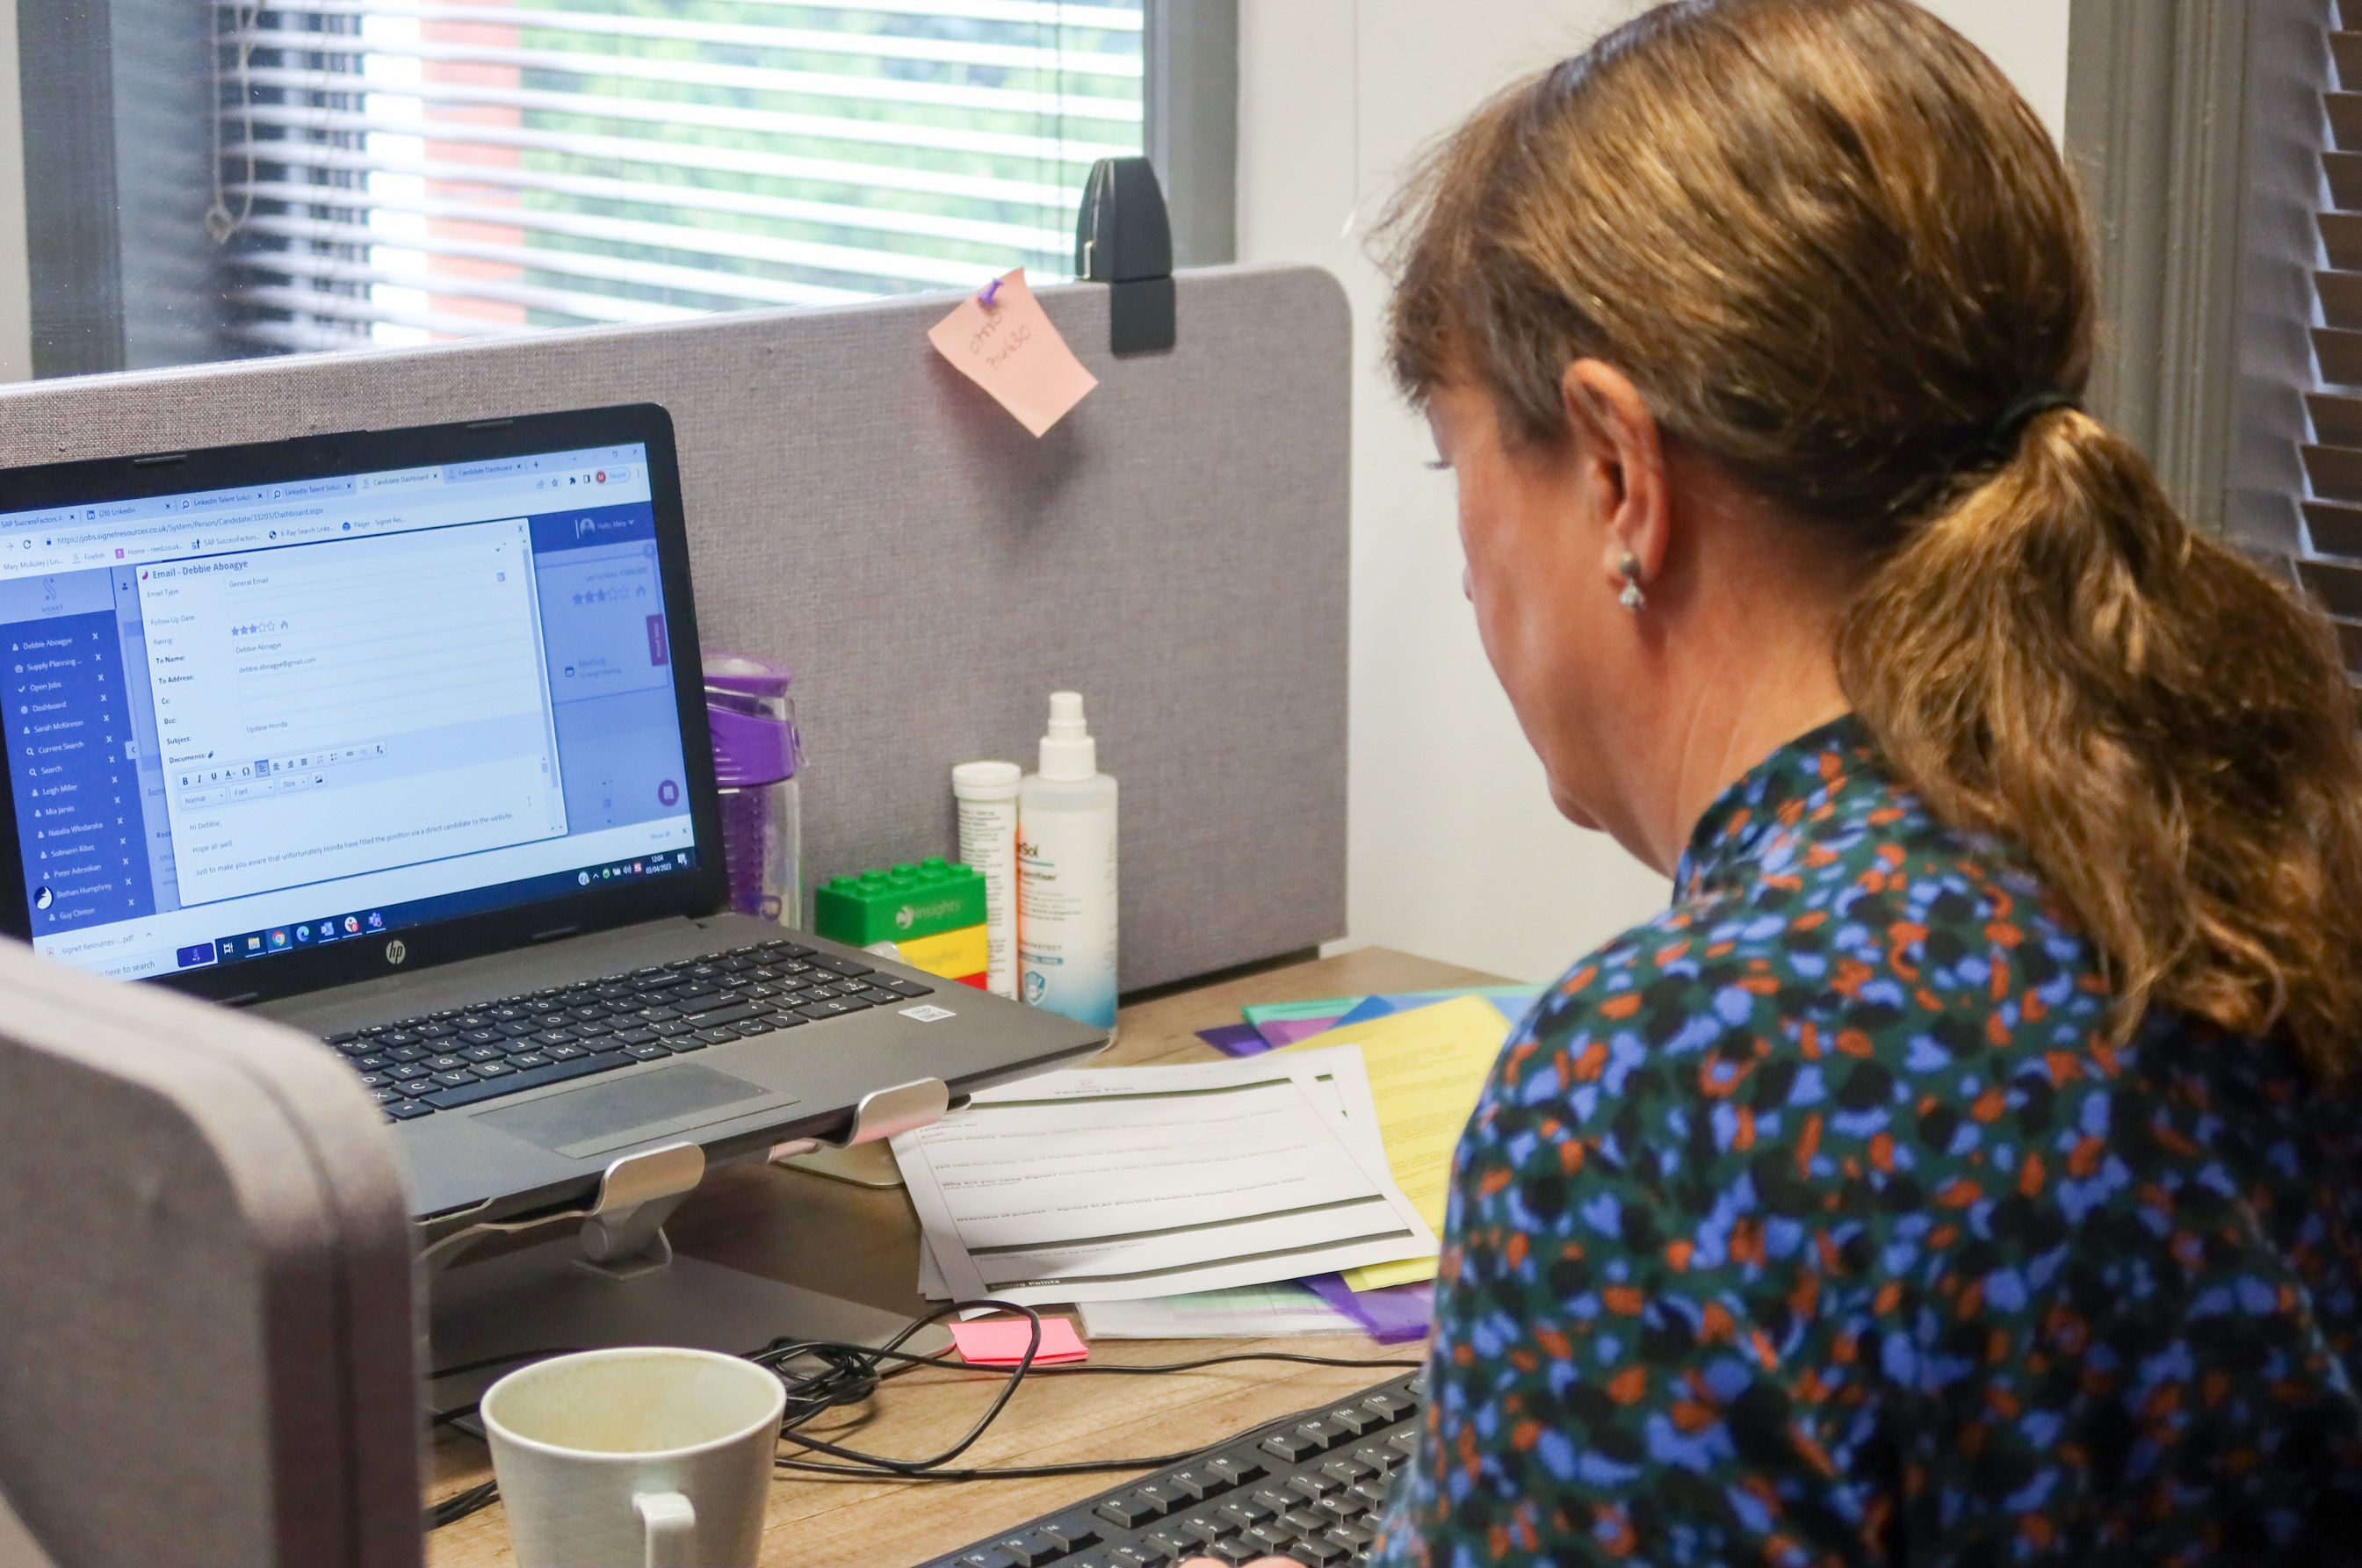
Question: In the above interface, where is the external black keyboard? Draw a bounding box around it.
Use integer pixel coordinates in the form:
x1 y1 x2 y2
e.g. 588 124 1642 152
322 937 933 1122
918 1369 1427 1568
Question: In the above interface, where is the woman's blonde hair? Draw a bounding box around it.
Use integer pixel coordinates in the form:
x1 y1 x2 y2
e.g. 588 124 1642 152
1384 0 2362 1078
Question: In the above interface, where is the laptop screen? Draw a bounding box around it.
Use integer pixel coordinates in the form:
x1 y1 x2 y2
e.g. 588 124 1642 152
0 441 700 982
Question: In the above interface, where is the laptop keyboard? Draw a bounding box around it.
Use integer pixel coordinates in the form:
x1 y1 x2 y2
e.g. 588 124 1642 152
917 1369 1427 1568
320 938 933 1122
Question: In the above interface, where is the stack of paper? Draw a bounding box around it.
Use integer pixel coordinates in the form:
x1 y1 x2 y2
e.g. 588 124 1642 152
1202 986 1541 1056
892 1050 1434 1311
1080 1284 1364 1340
895 990 1523 1343
1272 996 1512 1290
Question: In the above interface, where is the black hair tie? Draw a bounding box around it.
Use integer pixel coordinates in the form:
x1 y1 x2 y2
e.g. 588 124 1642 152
1889 390 2086 523
1983 389 2083 459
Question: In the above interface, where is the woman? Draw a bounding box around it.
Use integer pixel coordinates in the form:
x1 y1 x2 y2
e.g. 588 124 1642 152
1203 2 2362 1564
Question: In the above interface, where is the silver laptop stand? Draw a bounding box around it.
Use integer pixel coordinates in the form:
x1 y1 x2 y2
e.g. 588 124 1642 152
419 1077 954 1403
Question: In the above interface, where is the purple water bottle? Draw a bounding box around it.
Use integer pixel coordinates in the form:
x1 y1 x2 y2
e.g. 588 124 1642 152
704 654 803 926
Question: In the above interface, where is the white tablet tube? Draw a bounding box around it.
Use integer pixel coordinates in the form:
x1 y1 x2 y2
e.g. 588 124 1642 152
951 760 1022 999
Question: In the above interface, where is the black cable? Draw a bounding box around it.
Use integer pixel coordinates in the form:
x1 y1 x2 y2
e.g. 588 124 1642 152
761 1299 1051 1473
993 1350 1427 1379
756 1339 1424 1395
419 1348 589 1528
762 1326 1423 1482
423 1301 1425 1529
427 1479 500 1530
424 1303 1045 1532
777 1449 1210 1482
423 1344 587 1437
427 1346 583 1384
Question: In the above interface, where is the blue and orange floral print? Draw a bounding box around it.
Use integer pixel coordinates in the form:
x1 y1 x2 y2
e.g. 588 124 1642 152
1374 716 2362 1566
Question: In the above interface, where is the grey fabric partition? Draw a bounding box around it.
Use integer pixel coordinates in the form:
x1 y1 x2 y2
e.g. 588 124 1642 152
0 265 1351 992
0 938 421 1568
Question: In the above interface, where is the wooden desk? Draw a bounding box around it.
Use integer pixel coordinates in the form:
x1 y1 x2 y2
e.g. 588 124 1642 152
425 947 1502 1568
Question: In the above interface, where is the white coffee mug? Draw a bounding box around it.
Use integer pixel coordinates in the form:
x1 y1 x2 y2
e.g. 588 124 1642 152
481 1346 787 1568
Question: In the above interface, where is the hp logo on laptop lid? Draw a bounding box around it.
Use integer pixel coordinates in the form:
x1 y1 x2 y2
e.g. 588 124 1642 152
385 941 408 966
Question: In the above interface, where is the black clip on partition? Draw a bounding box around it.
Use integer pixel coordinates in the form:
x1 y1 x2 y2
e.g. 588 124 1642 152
1076 155 1176 357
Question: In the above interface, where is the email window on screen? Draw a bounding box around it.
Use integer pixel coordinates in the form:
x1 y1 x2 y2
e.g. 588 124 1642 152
138 519 569 907
0 446 694 983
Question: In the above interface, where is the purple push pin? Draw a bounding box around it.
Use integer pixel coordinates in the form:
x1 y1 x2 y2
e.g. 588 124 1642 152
979 277 1003 309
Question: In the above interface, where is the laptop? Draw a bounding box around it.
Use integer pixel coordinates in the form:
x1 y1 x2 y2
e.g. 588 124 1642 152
0 403 1107 1222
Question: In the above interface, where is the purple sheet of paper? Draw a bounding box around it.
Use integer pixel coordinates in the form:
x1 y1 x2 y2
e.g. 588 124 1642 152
1196 1023 1269 1056
1302 1274 1434 1345
1255 1015 1347 1049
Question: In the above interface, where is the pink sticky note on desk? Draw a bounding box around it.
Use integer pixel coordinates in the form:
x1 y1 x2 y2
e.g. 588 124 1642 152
928 268 1099 437
950 1316 1090 1366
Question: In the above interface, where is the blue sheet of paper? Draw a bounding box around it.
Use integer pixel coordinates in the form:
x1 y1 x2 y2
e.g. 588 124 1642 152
1330 986 1544 1032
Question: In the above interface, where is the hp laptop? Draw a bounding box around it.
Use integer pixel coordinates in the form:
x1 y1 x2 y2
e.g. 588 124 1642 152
0 403 1105 1222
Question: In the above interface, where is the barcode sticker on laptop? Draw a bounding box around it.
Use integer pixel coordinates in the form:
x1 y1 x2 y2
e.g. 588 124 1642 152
900 1004 957 1023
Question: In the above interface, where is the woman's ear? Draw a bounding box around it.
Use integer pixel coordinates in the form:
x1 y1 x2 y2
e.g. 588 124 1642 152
1563 359 1672 596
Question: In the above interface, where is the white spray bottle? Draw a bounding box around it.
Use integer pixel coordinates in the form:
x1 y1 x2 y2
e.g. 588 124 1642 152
1017 691 1118 1029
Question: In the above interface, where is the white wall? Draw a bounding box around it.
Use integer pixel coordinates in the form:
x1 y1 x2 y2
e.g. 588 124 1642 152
1237 0 2073 983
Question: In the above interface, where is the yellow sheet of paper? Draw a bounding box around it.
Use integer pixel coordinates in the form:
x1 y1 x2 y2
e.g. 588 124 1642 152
927 267 1098 437
1274 994 1513 1290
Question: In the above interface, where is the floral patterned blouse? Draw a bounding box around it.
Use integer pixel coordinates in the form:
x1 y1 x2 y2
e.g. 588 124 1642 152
1373 715 2362 1566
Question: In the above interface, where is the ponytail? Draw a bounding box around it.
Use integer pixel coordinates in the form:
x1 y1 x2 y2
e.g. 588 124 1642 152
1837 409 2362 1076
1381 0 2362 1078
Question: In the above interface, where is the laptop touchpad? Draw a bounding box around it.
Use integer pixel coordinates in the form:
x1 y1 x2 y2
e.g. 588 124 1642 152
477 1065 798 1160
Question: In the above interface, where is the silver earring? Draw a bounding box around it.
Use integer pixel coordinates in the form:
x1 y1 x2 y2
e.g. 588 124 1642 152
1617 552 1647 612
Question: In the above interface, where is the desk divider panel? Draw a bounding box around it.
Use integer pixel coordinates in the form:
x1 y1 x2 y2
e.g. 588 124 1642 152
0 264 1351 992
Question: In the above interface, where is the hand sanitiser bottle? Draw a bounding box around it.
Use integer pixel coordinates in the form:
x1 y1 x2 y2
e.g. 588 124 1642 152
1018 691 1118 1029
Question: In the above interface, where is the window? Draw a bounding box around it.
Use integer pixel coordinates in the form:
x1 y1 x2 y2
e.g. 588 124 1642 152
2286 8 2362 673
2064 2 2362 677
210 0 1147 353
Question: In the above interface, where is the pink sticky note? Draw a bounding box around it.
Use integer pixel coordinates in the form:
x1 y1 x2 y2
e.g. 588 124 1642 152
928 268 1099 437
950 1316 1090 1366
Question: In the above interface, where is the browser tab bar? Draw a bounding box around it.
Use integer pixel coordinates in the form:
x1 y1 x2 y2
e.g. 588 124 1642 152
0 439 651 588
186 488 272 513
446 457 537 483
276 476 358 502
356 466 444 495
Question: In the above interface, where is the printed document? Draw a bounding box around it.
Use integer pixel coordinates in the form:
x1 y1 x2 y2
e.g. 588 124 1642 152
1275 995 1514 1290
893 1052 1433 1309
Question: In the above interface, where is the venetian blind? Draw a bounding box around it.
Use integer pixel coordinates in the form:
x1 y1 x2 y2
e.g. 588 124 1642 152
210 0 1144 352
2301 11 2362 667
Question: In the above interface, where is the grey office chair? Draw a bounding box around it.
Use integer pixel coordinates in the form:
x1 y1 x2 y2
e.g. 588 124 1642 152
0 939 422 1568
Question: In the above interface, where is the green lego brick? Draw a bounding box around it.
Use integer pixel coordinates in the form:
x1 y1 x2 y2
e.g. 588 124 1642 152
813 856 988 946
